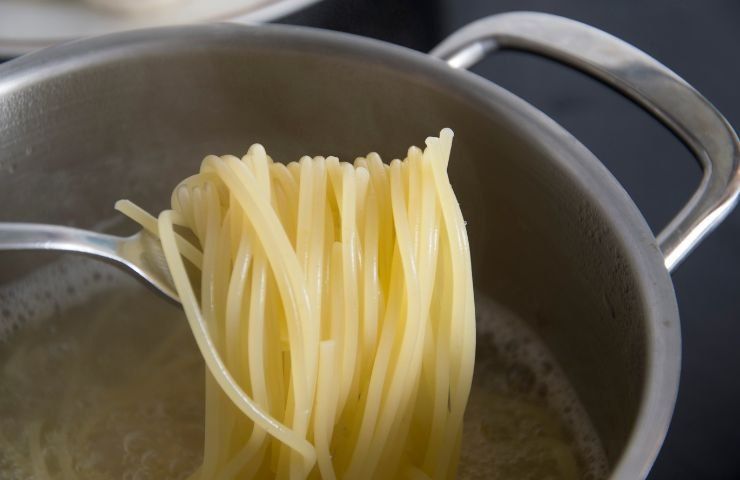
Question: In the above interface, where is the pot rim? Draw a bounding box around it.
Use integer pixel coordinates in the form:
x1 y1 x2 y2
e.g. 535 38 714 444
0 22 681 480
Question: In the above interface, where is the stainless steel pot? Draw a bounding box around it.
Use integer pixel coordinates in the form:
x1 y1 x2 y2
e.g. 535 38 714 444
0 11 737 479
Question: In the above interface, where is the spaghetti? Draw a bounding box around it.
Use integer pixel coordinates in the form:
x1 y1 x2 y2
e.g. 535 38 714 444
115 128 476 479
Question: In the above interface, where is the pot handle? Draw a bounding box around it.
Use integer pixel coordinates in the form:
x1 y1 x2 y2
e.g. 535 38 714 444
431 11 740 272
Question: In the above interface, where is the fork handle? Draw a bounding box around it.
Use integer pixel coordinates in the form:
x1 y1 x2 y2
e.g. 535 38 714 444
0 222 121 261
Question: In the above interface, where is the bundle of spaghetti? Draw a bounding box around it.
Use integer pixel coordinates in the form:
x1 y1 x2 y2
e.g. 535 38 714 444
114 128 476 480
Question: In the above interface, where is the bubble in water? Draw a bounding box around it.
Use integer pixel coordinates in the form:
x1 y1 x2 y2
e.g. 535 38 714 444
463 294 609 480
0 257 201 480
0 257 136 342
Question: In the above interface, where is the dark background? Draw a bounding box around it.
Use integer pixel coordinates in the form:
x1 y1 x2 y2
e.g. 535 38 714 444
279 1 740 479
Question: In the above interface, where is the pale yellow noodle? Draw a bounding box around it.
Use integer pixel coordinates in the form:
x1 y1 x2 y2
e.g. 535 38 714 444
357 159 424 480
114 199 203 268
157 210 316 464
112 129 473 480
337 164 360 419
313 340 339 480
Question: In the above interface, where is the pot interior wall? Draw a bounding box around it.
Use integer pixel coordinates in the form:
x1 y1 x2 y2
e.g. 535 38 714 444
0 25 651 470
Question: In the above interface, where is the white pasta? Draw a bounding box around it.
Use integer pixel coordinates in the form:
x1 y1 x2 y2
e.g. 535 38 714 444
114 128 475 479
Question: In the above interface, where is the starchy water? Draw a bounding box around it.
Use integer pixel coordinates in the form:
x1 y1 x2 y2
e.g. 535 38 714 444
0 257 607 479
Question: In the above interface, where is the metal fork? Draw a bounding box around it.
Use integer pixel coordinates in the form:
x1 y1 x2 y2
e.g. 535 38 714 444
0 223 178 302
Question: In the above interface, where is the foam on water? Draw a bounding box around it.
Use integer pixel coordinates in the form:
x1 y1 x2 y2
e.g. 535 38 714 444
461 295 609 479
0 257 203 480
0 257 609 479
0 257 134 343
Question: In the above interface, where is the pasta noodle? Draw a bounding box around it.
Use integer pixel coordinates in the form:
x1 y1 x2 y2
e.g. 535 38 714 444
115 128 476 479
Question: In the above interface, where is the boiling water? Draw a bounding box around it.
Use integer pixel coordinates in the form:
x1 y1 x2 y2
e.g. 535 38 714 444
462 297 608 480
0 259 204 480
0 258 608 479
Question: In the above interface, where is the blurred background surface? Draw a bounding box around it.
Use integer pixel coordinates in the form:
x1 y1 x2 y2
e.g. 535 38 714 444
2 0 738 478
